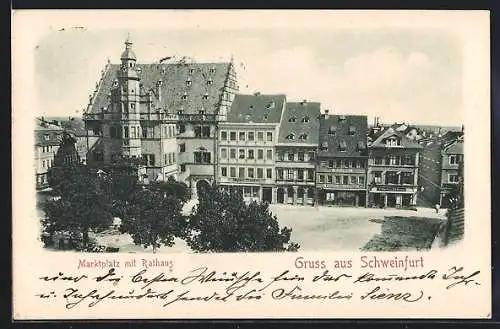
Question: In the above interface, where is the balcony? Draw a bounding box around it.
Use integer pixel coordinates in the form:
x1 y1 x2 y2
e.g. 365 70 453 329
220 177 273 184
276 178 315 185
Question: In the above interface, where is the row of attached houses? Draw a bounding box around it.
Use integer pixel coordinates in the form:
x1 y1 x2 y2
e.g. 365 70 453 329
73 37 464 208
418 131 464 207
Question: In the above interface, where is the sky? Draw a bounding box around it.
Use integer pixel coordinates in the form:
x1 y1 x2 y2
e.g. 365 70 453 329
32 13 466 126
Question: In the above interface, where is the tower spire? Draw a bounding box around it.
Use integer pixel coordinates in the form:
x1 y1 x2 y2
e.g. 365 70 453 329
125 32 133 49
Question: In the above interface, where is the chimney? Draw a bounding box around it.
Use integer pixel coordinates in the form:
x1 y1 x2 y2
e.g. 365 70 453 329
461 124 464 133
324 109 329 119
156 80 163 102
254 91 261 96
302 99 307 104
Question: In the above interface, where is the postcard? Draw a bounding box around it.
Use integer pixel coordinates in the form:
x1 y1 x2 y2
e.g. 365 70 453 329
12 10 491 319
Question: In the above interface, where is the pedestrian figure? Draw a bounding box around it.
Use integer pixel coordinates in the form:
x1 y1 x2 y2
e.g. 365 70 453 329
435 203 440 214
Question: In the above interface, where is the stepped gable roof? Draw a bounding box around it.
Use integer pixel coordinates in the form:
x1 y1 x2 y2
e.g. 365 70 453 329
88 62 233 115
278 101 321 145
226 94 286 123
369 126 423 149
318 114 368 157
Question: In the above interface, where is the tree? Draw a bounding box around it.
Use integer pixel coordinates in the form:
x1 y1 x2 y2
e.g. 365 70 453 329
186 185 300 252
43 164 114 250
119 188 186 253
149 176 190 202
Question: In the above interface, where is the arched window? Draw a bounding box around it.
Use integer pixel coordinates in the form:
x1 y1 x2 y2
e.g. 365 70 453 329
299 133 308 141
288 117 296 122
301 116 310 123
286 133 295 140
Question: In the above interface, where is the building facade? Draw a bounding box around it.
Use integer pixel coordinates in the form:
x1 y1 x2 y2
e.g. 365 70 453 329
316 113 368 207
275 101 320 206
83 37 238 196
217 94 285 203
419 133 464 207
35 118 64 189
367 127 422 208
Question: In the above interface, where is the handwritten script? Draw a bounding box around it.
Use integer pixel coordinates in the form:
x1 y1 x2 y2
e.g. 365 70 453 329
34 262 482 310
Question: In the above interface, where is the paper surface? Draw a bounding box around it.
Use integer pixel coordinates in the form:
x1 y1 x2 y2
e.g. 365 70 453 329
12 10 491 319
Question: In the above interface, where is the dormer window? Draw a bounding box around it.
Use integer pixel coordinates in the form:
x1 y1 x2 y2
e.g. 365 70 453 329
339 140 347 151
186 80 192 86
177 110 184 115
44 134 50 141
288 117 296 122
263 114 268 120
348 126 356 135
299 133 308 141
286 133 295 140
320 141 328 151
357 141 366 150
249 105 254 110
385 137 400 147
112 80 118 87
181 93 188 100
339 115 346 123
207 79 213 85
189 68 195 75
203 94 209 100
199 110 205 115
210 67 216 73
302 116 310 123
328 126 337 135
266 101 275 109
130 103 136 109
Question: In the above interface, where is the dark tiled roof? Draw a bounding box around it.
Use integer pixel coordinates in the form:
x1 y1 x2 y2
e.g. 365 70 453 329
278 101 321 144
35 118 64 146
88 62 233 115
45 116 87 136
226 94 286 123
369 127 422 149
318 114 368 157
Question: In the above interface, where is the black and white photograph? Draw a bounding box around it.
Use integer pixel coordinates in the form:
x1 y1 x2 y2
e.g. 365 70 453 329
12 10 490 319
33 16 465 254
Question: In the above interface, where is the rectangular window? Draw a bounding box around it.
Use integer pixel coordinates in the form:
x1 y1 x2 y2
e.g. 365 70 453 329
248 168 254 178
230 148 236 159
266 149 273 160
221 148 227 159
230 167 236 177
123 126 129 138
359 176 365 185
374 157 383 165
179 124 186 133
230 131 237 141
180 143 186 152
351 160 356 168
327 175 333 183
287 153 294 161
194 152 202 164
203 152 211 164
257 168 264 179
356 160 361 168
328 160 334 168
257 149 264 159
42 160 46 168
257 132 264 141
248 132 255 141
266 132 273 142
336 159 342 168
277 168 284 180
221 167 227 177
220 131 228 140
374 171 382 184
350 176 357 184
278 152 284 161
172 153 176 163
403 155 415 166
142 154 155 166
449 155 458 165
266 168 273 179
298 152 305 161
343 160 349 168
319 175 325 183
401 172 413 185
239 132 246 141
239 149 245 159
287 169 294 181
248 149 255 159
194 126 202 138
202 126 210 138
308 151 315 161
335 176 341 184
239 168 245 178
343 176 349 185
297 169 304 181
